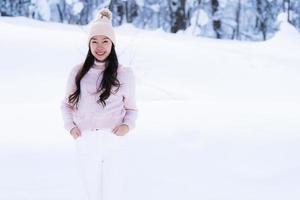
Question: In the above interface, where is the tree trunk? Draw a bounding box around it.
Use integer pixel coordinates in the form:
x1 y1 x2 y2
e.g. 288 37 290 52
169 0 187 33
211 0 221 39
256 0 267 40
56 4 64 23
235 0 241 40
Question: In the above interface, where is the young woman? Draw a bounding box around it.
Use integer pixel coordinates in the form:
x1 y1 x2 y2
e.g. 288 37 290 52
60 8 138 200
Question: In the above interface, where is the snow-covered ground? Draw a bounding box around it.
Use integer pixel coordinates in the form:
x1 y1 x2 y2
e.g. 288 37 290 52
0 16 299 200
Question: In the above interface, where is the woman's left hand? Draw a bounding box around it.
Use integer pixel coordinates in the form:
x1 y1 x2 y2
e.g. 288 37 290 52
112 124 129 136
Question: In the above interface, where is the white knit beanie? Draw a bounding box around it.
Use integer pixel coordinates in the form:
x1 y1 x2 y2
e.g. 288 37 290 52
87 8 116 46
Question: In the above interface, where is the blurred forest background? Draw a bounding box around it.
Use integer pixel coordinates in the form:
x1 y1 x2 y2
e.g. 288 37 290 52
1 0 299 41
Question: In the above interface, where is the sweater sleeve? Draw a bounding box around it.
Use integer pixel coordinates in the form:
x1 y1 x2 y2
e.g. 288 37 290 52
122 67 138 130
60 64 81 133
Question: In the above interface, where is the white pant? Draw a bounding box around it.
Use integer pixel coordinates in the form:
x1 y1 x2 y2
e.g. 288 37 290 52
74 128 124 200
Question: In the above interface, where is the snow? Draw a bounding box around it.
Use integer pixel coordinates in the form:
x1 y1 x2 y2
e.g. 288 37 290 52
135 0 144 7
35 0 51 21
194 9 209 26
73 2 84 15
150 4 160 13
65 0 74 5
0 16 300 200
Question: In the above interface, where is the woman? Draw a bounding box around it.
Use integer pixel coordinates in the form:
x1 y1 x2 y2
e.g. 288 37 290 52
60 8 138 200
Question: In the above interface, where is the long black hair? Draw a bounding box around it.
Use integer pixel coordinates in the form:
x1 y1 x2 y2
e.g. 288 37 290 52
68 44 121 108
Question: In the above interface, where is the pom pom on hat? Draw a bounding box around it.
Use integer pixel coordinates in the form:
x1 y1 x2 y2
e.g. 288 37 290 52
87 8 116 45
95 8 112 22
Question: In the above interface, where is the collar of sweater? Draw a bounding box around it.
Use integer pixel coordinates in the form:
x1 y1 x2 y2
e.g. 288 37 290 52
91 60 106 71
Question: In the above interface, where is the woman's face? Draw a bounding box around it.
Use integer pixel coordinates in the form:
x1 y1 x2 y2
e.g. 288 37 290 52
90 35 112 62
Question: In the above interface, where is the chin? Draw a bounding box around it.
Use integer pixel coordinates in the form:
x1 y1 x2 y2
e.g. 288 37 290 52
95 54 108 60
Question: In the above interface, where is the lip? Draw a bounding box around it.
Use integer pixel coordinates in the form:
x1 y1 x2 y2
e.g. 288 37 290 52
96 52 105 56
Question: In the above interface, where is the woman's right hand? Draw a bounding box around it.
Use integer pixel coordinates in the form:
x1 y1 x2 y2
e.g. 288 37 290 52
70 127 81 140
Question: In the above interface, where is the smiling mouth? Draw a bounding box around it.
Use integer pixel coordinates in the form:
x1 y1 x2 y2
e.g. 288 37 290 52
96 52 105 56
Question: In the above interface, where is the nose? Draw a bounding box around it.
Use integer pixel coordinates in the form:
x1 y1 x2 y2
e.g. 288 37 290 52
96 45 105 51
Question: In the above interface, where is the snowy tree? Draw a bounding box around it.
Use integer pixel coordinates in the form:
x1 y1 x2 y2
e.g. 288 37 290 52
168 0 188 33
255 0 281 40
211 0 221 38
131 0 167 30
109 0 138 25
234 0 241 40
288 0 300 30
0 0 32 17
30 0 51 21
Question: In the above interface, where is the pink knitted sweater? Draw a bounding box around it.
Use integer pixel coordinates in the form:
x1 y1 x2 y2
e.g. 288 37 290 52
60 60 138 133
